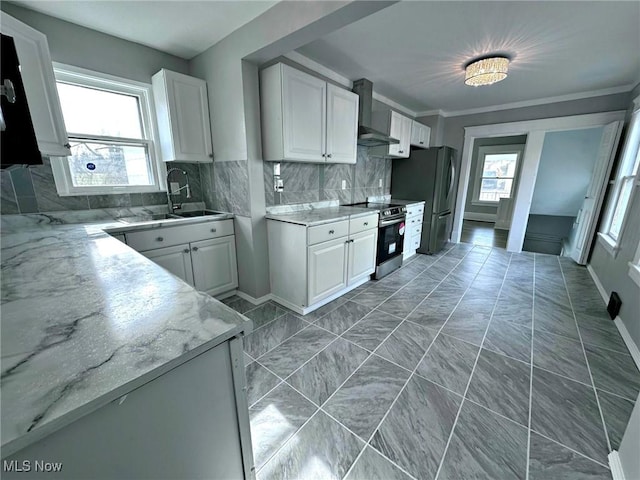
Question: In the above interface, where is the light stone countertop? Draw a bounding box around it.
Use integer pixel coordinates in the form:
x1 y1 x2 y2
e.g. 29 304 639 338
265 206 375 226
0 209 250 456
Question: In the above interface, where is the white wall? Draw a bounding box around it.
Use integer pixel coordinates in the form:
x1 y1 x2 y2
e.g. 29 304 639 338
530 127 603 216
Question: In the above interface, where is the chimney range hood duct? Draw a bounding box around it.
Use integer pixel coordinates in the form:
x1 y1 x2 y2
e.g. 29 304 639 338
352 78 400 147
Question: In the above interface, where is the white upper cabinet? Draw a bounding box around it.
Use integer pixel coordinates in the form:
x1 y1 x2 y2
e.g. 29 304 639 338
325 84 359 164
372 110 412 158
260 63 359 164
152 69 213 163
410 120 431 148
281 65 326 162
1 12 70 157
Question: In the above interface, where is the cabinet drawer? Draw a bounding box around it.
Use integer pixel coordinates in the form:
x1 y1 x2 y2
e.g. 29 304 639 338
410 224 422 237
349 213 378 235
406 203 425 217
406 215 422 228
308 220 349 246
126 219 234 251
410 234 421 251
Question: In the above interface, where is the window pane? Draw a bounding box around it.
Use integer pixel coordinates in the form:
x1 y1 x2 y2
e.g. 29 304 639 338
57 82 143 138
68 141 153 187
609 177 634 239
482 153 518 178
480 178 513 202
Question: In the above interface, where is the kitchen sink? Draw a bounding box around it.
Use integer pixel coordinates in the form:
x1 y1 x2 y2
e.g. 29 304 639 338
171 209 227 218
118 213 181 223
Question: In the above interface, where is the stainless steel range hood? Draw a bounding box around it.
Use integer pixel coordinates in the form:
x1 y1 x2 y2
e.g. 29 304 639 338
352 78 399 147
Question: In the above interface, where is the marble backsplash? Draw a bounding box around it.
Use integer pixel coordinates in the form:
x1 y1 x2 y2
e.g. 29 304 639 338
263 146 392 207
1 158 211 215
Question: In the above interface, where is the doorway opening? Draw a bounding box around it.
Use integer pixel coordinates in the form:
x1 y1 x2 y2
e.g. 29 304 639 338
460 135 526 249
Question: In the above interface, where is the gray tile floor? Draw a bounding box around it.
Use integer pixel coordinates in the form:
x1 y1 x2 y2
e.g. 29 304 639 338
224 243 640 480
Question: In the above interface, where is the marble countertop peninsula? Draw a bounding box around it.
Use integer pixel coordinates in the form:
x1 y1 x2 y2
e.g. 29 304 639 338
265 200 375 226
0 207 250 456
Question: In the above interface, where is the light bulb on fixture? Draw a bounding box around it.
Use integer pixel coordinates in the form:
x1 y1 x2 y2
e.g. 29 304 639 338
464 56 510 86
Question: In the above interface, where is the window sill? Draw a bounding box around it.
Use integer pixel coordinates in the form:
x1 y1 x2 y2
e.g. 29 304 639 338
471 200 500 207
597 232 620 258
629 262 640 288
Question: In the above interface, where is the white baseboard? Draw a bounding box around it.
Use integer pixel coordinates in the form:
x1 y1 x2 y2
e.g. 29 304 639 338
615 317 640 371
463 212 496 223
586 265 640 371
609 451 625 480
586 264 609 304
236 291 273 306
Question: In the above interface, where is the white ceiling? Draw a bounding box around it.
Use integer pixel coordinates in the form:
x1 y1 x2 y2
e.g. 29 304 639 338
9 0 278 59
9 1 640 114
297 1 640 114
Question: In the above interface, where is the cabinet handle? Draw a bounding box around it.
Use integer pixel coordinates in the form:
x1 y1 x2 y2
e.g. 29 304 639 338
208 153 214 158
326 154 332 158
156 236 164 242
399 150 404 154
211 228 217 233
64 142 71 149
329 230 335 234
364 222 368 226
183 248 190 253
322 153 326 158
192 246 199 252
419 141 424 144
350 239 354 243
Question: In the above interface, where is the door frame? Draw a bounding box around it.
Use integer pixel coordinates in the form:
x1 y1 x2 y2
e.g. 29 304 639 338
452 111 626 252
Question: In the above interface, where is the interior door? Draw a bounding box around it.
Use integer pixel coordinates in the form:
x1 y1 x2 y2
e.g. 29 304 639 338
570 120 623 264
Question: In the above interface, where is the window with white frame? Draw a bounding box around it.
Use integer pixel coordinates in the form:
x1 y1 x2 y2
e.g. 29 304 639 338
472 144 522 204
599 96 640 254
50 65 165 196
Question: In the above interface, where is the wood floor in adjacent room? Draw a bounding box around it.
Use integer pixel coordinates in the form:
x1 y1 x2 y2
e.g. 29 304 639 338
460 220 508 249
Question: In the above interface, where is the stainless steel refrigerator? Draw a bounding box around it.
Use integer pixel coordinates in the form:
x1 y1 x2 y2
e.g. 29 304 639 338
391 146 458 254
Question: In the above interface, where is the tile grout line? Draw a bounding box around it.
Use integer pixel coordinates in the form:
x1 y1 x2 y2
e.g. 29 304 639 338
250 244 485 478
339 244 485 480
557 257 613 453
433 251 514 480
525 253 537 480
352 246 499 478
530 427 611 469
253 245 472 477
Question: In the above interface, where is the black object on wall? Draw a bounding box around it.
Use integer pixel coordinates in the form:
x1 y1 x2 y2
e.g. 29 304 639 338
1 33 42 168
607 292 622 320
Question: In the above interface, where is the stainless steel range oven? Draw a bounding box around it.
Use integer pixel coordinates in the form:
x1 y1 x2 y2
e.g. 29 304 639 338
348 202 407 279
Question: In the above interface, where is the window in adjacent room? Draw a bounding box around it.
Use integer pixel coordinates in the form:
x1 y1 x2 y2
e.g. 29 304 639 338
472 144 522 205
599 96 640 255
630 241 640 287
50 64 166 196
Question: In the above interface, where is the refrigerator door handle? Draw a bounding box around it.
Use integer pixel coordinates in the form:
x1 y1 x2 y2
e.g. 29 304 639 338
447 161 456 201
438 211 451 219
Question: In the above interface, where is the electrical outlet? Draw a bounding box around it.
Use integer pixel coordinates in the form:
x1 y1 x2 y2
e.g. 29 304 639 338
378 179 383 188
273 163 281 176
170 182 180 195
274 177 284 192
341 179 347 190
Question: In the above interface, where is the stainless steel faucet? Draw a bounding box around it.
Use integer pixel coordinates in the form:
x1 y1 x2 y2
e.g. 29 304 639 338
166 168 191 211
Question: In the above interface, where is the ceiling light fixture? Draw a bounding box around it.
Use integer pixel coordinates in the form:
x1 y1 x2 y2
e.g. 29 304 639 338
464 56 510 86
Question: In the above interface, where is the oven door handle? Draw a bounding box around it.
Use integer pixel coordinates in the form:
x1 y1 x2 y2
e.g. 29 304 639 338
379 217 405 227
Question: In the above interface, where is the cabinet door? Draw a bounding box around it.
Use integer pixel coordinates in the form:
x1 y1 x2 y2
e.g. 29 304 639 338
388 110 404 157
410 121 431 148
308 237 348 305
399 115 413 157
347 229 378 285
326 84 358 164
154 70 213 163
282 65 326 162
141 244 194 285
191 236 239 296
1 13 70 157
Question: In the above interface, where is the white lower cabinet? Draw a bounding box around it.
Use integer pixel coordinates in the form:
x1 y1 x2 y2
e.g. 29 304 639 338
191 237 238 296
402 201 426 260
347 229 377 284
142 244 194 285
308 237 348 306
125 219 238 297
268 213 378 314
